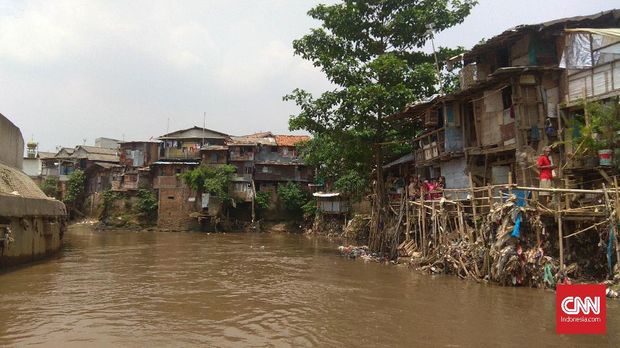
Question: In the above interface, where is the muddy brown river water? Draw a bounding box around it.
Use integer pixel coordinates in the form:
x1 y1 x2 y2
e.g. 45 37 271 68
0 225 618 347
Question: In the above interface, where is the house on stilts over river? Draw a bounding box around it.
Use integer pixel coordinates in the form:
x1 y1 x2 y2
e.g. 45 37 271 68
380 10 620 288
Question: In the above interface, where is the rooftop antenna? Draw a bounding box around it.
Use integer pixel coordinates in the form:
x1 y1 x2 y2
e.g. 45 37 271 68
83 138 87 145
426 23 444 96
202 111 206 146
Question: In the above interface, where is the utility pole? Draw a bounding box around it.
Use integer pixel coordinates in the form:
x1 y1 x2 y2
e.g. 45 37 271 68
202 112 206 146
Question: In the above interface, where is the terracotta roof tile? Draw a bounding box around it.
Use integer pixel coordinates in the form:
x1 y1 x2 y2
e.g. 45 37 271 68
274 135 310 147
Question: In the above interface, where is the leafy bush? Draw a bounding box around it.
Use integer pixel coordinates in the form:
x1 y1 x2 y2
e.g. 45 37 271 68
255 191 271 210
277 182 308 212
135 189 158 221
301 199 317 217
40 177 60 199
334 170 367 201
64 169 86 203
180 164 237 202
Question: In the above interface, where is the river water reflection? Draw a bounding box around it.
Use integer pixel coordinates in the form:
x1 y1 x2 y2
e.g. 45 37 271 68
0 225 618 347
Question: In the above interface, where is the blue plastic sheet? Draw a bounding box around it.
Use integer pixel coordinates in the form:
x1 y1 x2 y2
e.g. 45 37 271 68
511 213 522 238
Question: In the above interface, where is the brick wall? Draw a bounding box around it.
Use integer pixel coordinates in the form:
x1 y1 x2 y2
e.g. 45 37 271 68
157 187 199 230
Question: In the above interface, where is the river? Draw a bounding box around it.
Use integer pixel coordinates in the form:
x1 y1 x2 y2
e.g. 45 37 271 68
0 225 618 347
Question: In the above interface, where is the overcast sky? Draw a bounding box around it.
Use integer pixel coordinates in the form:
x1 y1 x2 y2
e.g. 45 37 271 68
0 0 615 152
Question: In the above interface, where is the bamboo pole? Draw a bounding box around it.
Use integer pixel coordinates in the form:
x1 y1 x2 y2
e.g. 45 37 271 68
603 183 620 274
468 172 478 240
557 192 565 272
614 177 620 270
421 195 426 256
508 171 513 198
487 186 493 215
405 200 411 241
563 218 611 239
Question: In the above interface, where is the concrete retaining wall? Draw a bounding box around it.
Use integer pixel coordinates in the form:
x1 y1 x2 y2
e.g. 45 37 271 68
0 113 24 169
0 112 66 270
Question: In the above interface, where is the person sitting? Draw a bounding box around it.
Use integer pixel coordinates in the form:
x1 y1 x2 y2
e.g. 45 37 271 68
407 175 420 200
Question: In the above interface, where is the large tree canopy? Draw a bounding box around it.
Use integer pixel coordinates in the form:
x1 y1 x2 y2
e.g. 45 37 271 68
285 0 476 190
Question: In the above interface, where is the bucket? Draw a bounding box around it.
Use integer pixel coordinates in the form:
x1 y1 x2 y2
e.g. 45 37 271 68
598 149 613 166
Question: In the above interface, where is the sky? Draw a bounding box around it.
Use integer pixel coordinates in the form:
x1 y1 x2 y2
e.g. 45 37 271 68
0 0 615 152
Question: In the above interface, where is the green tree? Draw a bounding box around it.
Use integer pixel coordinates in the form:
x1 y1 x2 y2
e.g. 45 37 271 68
180 165 237 202
134 189 158 221
255 191 271 210
285 0 475 204
277 182 309 213
40 177 60 199
64 169 86 204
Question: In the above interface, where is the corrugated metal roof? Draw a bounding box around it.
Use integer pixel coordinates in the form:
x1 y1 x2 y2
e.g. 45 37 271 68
313 192 341 198
464 10 620 62
383 153 415 169
159 126 229 140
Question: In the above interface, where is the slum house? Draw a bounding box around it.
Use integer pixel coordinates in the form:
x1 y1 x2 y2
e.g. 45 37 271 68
254 134 312 196
151 160 201 230
390 10 620 202
111 141 160 191
41 147 75 179
227 136 260 203
560 26 620 187
456 10 620 190
154 126 230 230
158 126 228 159
382 153 416 202
69 146 120 196
373 10 620 287
94 137 121 149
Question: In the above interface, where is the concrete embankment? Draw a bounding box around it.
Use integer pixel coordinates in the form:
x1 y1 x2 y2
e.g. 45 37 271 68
0 112 66 269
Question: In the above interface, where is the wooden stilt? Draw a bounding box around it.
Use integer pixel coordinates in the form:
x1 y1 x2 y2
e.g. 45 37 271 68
468 172 478 241
557 193 564 271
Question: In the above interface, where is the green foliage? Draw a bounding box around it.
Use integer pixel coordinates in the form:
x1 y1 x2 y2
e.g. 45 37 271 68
180 164 237 202
285 0 476 186
100 190 124 214
569 101 620 157
277 182 309 212
135 189 158 221
40 177 60 199
334 170 368 201
255 191 271 210
586 101 620 149
64 169 86 204
302 199 317 218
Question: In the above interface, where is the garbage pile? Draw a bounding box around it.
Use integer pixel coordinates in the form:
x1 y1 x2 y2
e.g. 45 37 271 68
409 197 565 288
338 245 387 262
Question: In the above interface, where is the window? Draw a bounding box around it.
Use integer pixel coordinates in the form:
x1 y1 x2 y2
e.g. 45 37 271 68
271 146 278 153
175 168 181 175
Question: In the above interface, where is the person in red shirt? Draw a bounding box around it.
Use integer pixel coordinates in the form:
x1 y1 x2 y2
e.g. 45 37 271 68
537 146 555 205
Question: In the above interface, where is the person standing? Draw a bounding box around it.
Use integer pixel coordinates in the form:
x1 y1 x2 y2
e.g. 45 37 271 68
537 146 555 205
